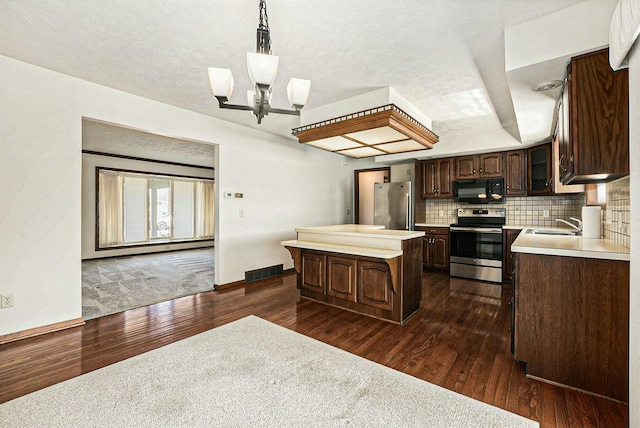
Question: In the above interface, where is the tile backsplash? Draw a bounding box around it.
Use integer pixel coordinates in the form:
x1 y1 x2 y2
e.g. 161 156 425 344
418 194 585 228
604 176 630 248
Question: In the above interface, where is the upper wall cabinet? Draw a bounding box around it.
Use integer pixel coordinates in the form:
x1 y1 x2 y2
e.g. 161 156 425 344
420 158 453 199
505 150 527 196
455 153 503 180
527 143 552 195
558 48 629 184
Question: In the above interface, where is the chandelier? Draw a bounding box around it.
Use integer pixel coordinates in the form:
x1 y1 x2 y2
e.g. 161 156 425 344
207 0 311 124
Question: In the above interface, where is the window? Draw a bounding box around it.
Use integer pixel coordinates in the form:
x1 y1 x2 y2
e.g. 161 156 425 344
97 168 214 249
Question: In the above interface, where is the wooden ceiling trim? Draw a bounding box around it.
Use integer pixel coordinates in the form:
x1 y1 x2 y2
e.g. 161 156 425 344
292 104 439 157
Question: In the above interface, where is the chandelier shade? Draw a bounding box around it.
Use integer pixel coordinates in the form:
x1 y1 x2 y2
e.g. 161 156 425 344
247 52 279 87
287 78 312 110
207 67 234 100
207 0 310 124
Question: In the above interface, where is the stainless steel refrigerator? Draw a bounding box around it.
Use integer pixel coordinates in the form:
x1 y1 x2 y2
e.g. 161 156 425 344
373 181 413 230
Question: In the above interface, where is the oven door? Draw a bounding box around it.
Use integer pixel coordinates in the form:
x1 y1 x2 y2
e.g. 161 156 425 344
450 226 503 263
450 226 503 282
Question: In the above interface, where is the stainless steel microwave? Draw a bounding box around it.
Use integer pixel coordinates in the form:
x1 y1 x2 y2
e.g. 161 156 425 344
453 178 505 204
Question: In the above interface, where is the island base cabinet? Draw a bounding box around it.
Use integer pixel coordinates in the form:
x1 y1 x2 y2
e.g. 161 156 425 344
357 260 394 311
289 237 421 324
300 251 326 293
326 256 357 301
514 253 629 402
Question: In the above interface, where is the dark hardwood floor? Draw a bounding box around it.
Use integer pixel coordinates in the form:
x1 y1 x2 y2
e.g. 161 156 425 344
0 270 628 427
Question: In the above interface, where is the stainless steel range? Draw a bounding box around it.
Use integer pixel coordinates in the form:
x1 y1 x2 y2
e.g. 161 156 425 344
450 208 506 283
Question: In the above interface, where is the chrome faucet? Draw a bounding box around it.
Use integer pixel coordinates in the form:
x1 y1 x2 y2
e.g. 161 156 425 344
556 217 582 234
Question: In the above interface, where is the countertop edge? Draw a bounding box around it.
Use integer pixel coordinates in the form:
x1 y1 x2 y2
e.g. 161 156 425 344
511 228 630 261
281 240 403 259
296 226 425 240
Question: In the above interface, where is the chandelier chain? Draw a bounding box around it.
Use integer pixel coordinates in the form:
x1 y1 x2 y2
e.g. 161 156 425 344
257 0 271 54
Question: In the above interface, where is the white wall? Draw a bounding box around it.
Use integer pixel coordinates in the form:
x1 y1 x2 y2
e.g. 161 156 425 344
81 153 215 260
0 54 376 336
628 43 639 428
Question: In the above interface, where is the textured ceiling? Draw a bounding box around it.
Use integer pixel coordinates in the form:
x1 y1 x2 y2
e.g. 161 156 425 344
83 120 215 168
0 0 585 154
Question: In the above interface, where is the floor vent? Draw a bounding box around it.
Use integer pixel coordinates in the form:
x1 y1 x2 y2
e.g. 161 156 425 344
245 264 284 283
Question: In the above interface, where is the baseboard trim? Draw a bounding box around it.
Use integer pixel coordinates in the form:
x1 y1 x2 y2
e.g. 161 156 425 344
0 317 86 345
215 269 296 291
525 374 627 404
215 279 245 290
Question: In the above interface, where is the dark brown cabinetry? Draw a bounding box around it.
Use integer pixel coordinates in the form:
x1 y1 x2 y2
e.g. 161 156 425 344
502 228 521 284
416 227 449 271
357 260 394 311
514 253 629 402
559 48 629 184
287 237 422 324
455 155 478 179
420 158 453 199
527 143 552 195
479 152 504 178
326 256 357 301
504 150 527 196
455 153 503 180
300 251 325 293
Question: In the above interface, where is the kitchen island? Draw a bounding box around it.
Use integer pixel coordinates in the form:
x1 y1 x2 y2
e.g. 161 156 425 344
511 229 630 402
282 225 424 324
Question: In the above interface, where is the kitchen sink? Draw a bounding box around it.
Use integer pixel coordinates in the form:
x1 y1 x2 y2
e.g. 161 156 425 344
525 228 578 236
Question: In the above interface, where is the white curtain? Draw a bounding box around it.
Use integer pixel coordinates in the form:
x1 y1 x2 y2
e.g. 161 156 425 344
196 180 215 239
98 170 124 247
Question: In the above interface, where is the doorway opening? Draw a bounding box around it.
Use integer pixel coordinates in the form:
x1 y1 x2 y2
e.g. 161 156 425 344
354 167 390 224
81 119 216 319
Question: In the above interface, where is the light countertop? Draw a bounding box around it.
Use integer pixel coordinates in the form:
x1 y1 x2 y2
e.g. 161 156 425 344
295 224 425 240
511 228 630 261
281 240 402 259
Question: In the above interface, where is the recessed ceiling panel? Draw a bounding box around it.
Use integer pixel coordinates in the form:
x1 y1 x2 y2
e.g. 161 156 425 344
345 126 407 145
305 136 362 151
375 140 427 153
338 146 385 158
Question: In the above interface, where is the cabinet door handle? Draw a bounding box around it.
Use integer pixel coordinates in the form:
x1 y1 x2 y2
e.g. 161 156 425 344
480 168 483 173
473 168 476 174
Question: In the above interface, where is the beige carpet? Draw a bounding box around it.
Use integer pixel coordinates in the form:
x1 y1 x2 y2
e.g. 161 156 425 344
0 316 538 427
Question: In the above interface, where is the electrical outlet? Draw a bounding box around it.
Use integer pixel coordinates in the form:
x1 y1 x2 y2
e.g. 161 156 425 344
346 209 351 216
1 293 14 308
438 210 444 217
543 210 549 218
239 209 244 218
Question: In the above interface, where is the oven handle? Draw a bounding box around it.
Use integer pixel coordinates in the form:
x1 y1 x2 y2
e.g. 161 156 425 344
450 227 503 234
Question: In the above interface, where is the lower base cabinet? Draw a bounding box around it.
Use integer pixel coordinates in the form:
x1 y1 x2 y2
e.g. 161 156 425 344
301 251 325 293
514 252 629 402
502 228 521 284
286 237 422 324
415 227 450 270
326 256 357 301
357 260 394 311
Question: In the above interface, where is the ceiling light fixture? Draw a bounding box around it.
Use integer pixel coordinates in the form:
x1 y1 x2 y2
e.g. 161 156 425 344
531 80 563 92
207 0 311 124
292 104 439 158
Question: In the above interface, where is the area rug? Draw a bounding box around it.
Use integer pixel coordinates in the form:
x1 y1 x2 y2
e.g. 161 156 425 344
82 248 214 319
0 316 538 427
